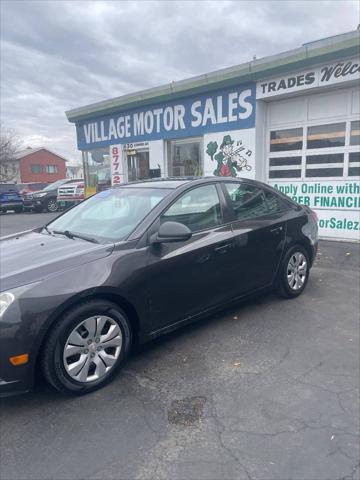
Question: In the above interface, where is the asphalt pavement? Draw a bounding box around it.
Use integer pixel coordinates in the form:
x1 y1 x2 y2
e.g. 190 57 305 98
0 213 359 480
0 211 59 237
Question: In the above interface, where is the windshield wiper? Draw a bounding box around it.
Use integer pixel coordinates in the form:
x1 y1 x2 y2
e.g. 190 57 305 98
53 229 99 244
42 225 53 236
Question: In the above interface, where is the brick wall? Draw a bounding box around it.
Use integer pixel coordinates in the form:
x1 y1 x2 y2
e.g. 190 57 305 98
19 149 66 182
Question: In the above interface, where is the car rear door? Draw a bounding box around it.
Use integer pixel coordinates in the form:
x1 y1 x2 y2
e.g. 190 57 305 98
221 182 286 296
145 183 235 333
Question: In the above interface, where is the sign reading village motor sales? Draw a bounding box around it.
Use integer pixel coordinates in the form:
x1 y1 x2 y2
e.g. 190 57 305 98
257 57 360 98
76 84 256 149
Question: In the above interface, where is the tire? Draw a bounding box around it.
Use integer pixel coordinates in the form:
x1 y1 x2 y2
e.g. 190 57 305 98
41 300 132 395
14 206 23 213
277 246 310 299
46 198 59 212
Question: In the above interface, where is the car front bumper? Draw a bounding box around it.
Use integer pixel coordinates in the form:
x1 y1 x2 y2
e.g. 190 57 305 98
0 202 23 209
57 198 82 209
0 376 32 397
23 199 45 209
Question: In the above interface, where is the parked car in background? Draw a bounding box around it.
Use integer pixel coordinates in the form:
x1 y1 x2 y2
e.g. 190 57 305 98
0 184 23 213
23 178 82 213
0 177 318 396
57 180 85 210
18 182 49 196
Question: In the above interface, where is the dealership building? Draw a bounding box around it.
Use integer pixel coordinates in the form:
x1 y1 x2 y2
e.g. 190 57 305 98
66 29 360 241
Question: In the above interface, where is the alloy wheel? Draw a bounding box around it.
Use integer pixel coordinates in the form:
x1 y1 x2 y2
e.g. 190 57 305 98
63 315 123 383
47 199 58 212
287 252 308 291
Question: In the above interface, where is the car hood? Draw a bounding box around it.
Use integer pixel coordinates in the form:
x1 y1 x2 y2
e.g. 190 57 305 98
0 231 114 291
29 189 50 195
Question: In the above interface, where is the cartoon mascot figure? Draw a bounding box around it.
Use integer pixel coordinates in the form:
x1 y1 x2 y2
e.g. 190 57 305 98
206 135 252 177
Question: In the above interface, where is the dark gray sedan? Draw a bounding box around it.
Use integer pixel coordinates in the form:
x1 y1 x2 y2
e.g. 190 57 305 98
0 177 318 396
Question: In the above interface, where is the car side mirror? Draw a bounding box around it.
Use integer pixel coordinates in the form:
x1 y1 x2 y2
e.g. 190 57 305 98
150 221 192 245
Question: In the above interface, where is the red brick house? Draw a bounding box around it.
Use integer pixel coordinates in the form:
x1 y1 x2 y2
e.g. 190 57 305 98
15 147 67 183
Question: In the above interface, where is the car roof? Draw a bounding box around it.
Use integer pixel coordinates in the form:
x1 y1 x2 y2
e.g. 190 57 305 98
118 176 264 190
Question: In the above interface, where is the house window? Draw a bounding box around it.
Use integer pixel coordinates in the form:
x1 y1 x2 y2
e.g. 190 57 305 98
31 164 43 174
46 165 58 174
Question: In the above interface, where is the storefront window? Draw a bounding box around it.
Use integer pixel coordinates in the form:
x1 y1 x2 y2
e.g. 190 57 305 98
269 156 302 178
167 139 202 177
307 123 346 149
83 147 110 196
127 150 150 182
305 153 344 177
270 128 303 152
348 152 360 176
350 120 360 146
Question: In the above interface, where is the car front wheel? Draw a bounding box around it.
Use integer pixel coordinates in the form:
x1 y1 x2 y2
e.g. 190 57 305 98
277 246 310 298
41 300 132 395
46 199 59 212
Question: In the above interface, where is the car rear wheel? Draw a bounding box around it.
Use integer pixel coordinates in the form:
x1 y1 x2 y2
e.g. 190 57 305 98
277 246 310 298
14 206 23 213
41 300 132 395
46 199 59 212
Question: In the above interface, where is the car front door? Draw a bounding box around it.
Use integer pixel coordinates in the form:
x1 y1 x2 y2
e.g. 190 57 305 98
145 183 235 334
222 182 286 296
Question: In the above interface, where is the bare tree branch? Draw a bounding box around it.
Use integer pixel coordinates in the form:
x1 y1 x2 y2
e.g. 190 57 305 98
0 129 22 183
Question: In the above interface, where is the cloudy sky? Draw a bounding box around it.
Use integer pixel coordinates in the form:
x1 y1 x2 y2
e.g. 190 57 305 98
1 0 359 163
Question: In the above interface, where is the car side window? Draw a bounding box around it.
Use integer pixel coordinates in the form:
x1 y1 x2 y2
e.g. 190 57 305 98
161 184 222 232
263 189 290 214
224 183 268 220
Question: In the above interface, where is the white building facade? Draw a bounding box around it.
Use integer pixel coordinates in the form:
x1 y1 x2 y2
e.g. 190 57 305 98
67 30 360 241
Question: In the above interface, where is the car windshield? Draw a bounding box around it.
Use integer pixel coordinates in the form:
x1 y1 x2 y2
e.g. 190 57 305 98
46 187 170 243
42 180 68 191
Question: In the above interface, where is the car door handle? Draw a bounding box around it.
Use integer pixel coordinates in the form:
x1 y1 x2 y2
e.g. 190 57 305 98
214 243 233 254
270 226 283 235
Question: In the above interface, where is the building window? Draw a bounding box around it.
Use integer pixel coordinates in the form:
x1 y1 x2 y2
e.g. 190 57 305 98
305 153 344 178
307 123 346 149
31 164 43 174
348 152 360 177
270 128 303 152
268 119 359 180
269 156 302 178
46 165 59 174
350 121 360 146
167 138 202 176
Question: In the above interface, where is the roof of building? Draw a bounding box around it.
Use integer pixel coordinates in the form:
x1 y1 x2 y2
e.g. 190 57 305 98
66 29 360 123
15 147 69 162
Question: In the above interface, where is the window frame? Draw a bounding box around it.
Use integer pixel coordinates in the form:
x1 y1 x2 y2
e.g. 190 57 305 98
267 116 360 182
221 181 277 222
159 182 226 234
46 165 59 174
166 136 203 177
31 164 43 174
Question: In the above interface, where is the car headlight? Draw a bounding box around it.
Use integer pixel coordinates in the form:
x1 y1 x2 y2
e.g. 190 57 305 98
34 192 47 198
0 292 15 318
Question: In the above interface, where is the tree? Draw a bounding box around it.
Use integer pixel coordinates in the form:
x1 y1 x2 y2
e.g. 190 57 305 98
0 129 22 183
